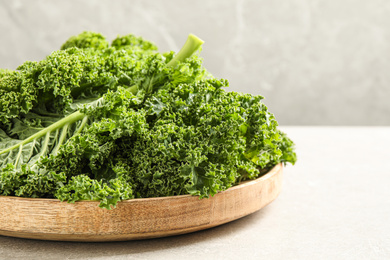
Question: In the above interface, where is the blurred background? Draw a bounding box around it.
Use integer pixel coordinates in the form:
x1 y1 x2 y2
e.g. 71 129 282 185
1 0 389 125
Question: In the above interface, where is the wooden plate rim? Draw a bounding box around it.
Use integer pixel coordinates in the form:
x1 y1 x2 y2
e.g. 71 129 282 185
0 163 283 242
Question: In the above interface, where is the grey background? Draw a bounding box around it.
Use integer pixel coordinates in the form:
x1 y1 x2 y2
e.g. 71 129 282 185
1 0 389 125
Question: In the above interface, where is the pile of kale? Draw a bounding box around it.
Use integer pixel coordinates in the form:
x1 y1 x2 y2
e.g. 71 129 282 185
0 32 296 209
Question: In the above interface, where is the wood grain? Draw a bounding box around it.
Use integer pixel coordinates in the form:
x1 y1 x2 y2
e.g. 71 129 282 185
0 163 283 242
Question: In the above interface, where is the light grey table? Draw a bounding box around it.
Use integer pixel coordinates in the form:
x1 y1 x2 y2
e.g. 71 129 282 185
0 127 389 260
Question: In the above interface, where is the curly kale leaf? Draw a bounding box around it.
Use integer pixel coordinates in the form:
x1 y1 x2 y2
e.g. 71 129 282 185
0 70 37 126
0 68 14 78
55 175 133 210
111 34 158 51
61 31 109 50
131 78 296 198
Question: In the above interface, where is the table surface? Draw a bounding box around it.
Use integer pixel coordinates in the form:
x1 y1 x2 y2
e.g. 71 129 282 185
1 127 389 260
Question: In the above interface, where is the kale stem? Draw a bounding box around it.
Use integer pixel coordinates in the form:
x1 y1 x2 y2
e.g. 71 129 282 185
74 115 89 135
166 34 204 68
0 111 86 156
40 131 51 157
52 123 69 155
14 144 23 167
124 35 203 94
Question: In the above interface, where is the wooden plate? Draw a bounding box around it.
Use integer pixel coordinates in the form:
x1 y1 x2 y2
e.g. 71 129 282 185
0 163 283 242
